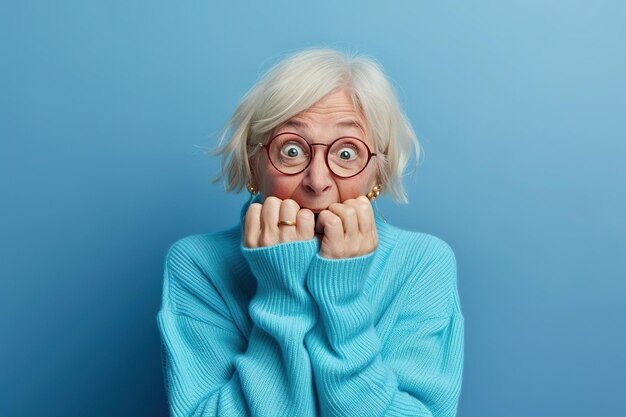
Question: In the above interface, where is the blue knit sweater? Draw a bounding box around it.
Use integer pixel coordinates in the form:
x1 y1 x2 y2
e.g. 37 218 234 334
157 201 464 417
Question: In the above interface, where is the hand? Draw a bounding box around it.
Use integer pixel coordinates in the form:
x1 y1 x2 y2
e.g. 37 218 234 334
244 197 315 248
315 196 378 259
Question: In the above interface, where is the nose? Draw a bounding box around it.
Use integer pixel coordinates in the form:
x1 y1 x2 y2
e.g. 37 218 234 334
302 146 333 194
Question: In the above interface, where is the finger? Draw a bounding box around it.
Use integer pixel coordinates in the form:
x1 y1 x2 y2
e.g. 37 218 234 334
278 199 300 242
316 210 344 258
296 208 315 240
259 196 281 246
328 202 358 240
344 196 378 255
243 203 262 248
353 195 378 251
351 196 376 234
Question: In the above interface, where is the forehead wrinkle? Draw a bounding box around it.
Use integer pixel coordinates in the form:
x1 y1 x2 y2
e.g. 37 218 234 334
278 117 364 135
335 118 366 136
278 119 311 133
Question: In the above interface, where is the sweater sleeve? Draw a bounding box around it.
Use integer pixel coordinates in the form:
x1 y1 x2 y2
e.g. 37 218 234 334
157 238 319 417
304 240 464 417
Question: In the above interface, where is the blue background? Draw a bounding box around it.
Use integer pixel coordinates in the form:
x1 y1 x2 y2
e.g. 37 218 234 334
2 1 625 416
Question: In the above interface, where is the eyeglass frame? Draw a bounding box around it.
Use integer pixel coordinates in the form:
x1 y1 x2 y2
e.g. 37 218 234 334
256 131 378 179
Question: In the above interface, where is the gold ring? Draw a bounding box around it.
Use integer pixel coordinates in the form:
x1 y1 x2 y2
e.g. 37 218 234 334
277 220 297 227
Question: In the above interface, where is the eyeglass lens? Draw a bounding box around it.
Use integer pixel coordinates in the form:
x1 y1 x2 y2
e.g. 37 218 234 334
268 133 371 177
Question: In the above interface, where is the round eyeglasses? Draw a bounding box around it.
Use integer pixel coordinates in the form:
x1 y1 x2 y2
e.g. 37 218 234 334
258 132 377 178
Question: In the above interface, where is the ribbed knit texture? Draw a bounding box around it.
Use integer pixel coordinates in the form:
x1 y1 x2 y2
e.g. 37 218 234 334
157 200 464 417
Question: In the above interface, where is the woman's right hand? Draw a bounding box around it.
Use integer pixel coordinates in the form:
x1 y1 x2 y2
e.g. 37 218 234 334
244 196 315 248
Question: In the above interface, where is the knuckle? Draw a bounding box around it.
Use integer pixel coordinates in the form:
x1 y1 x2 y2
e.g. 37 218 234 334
282 199 299 210
297 208 313 221
357 198 370 209
357 203 371 216
327 215 341 227
246 203 261 217
344 207 356 218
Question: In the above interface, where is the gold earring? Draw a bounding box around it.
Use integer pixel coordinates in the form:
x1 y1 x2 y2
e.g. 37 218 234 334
246 183 258 195
366 184 382 201
246 182 258 205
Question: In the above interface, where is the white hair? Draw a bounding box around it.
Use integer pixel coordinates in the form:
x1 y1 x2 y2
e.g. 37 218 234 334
213 47 421 203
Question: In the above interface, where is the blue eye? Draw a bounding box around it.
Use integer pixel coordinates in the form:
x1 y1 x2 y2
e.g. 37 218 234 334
337 147 357 160
280 142 305 159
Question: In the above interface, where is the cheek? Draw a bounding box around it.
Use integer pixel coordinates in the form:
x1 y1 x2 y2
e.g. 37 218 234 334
335 177 374 200
260 171 301 198
336 181 368 200
256 156 291 197
340 164 377 197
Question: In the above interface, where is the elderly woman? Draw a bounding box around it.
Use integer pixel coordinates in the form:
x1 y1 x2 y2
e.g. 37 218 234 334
157 48 464 417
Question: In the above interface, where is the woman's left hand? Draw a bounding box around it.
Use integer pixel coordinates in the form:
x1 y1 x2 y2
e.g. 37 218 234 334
315 196 378 259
